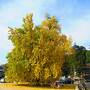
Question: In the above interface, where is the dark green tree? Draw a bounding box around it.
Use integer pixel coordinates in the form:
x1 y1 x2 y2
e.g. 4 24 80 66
73 44 87 74
86 50 90 63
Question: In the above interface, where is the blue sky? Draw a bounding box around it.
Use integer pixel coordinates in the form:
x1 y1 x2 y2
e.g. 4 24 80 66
0 0 90 64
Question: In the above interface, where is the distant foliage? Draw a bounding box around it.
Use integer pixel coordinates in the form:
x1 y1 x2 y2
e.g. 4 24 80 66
6 14 72 85
61 44 88 77
86 50 90 63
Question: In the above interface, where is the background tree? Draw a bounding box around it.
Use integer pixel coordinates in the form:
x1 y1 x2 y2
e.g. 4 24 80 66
6 14 72 86
61 44 87 77
72 44 87 75
0 65 5 79
86 50 90 63
61 50 75 77
61 59 71 77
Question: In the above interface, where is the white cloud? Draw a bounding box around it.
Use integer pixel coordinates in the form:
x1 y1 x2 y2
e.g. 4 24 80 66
0 0 56 64
63 16 90 47
0 0 90 64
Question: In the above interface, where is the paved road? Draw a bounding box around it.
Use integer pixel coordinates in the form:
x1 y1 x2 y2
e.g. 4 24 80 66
86 82 90 90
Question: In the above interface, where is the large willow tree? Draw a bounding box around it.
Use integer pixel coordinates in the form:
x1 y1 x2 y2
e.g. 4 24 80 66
6 14 72 85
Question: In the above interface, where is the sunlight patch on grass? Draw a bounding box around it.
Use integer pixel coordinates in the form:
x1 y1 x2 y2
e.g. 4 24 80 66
0 83 75 90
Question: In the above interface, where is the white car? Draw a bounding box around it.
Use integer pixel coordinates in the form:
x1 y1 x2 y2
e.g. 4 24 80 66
73 77 80 84
0 78 4 83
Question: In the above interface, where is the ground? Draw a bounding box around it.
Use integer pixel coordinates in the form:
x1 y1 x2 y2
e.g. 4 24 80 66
0 83 75 90
86 82 90 89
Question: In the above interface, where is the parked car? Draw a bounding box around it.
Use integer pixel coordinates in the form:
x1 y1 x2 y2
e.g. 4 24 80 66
63 78 74 84
54 80 64 88
74 78 80 84
0 78 4 83
54 78 74 88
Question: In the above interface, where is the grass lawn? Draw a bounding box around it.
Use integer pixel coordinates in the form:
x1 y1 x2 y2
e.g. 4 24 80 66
0 83 76 90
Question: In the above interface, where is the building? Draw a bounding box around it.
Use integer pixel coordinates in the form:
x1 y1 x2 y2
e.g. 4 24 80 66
82 63 90 82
